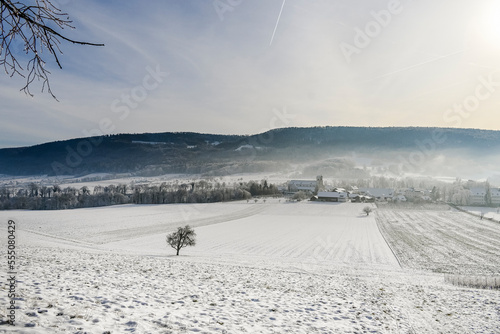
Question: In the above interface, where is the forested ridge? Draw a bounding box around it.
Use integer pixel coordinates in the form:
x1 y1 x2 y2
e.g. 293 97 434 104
1 127 499 176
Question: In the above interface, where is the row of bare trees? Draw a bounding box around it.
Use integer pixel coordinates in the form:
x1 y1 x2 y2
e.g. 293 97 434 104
0 180 281 210
0 184 129 210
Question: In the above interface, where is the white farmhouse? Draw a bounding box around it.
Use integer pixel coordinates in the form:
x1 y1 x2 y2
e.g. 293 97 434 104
491 188 500 206
469 187 487 205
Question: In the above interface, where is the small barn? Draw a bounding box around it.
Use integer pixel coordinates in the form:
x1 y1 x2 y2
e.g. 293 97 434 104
315 191 349 202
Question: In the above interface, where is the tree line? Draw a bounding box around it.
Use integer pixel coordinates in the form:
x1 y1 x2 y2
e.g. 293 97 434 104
0 180 281 210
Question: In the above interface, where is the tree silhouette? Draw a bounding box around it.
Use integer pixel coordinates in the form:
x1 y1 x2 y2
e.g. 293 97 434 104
166 225 196 256
363 206 372 216
0 0 104 98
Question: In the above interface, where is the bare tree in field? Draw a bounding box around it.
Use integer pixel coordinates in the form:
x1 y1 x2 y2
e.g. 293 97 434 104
166 225 196 256
363 206 373 216
0 0 104 98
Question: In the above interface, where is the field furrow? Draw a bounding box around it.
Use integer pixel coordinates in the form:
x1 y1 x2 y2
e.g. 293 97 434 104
376 207 500 275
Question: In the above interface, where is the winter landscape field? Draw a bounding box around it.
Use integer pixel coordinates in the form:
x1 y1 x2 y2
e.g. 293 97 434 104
1 200 499 333
3 0 500 332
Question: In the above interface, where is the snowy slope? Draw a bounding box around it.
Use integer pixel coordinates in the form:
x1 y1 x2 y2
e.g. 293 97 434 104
101 202 398 271
1 201 499 333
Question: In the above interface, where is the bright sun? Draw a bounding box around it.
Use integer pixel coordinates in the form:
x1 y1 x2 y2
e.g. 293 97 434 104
478 2 500 47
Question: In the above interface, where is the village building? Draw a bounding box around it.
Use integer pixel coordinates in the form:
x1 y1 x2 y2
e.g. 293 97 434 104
469 187 487 205
393 194 407 202
313 191 349 202
491 188 500 206
403 188 426 201
349 193 373 203
349 185 359 193
358 188 394 201
469 187 500 206
288 175 323 193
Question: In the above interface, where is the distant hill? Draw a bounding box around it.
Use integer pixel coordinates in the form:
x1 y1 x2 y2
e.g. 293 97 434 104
1 127 499 176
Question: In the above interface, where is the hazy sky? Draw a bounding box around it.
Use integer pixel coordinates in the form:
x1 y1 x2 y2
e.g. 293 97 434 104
1 0 500 148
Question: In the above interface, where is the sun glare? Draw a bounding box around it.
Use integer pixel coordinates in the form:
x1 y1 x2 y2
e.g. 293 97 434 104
478 2 500 48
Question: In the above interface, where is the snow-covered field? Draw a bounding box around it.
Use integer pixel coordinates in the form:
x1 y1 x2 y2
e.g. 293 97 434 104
460 206 500 222
376 207 500 275
1 201 500 333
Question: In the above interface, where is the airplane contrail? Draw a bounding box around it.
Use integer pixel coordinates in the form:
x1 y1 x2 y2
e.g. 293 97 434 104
362 49 465 83
270 0 286 46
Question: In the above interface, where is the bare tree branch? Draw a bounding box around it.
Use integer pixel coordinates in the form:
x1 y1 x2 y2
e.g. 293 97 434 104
0 0 104 99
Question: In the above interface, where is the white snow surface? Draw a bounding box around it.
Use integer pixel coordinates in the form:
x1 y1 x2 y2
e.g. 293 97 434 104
460 206 500 221
1 201 499 333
